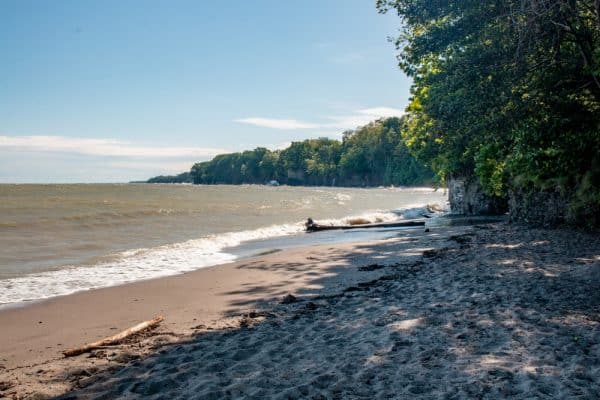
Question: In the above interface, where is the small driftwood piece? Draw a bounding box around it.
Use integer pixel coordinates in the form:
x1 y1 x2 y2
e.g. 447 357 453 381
63 316 164 357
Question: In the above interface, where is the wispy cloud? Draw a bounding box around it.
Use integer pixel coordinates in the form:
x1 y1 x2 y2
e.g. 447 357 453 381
265 141 292 151
234 118 318 130
235 106 405 132
359 107 405 117
325 107 405 130
108 160 195 173
0 135 228 158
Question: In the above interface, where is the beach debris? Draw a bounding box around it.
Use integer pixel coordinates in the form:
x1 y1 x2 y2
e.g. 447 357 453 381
358 263 388 271
88 349 107 359
474 224 494 229
305 217 316 231
426 203 444 213
239 316 252 328
239 310 269 328
280 294 297 304
345 286 363 292
346 217 371 225
422 247 451 259
449 234 474 244
305 218 425 232
69 368 93 378
63 316 164 357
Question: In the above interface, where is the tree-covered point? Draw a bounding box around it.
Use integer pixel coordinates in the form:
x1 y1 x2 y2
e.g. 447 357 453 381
146 172 191 184
377 0 600 226
184 117 436 187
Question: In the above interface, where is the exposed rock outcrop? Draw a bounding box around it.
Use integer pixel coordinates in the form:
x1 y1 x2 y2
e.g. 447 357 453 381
508 188 568 227
448 175 507 215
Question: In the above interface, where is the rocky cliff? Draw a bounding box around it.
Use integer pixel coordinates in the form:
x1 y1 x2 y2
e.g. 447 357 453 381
448 175 507 215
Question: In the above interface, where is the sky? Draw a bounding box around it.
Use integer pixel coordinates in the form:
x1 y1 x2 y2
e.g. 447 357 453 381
0 0 412 183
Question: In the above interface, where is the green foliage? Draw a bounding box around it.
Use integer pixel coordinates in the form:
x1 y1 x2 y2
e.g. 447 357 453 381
474 143 506 197
340 118 436 186
568 160 600 228
146 172 191 184
378 0 600 225
183 118 436 187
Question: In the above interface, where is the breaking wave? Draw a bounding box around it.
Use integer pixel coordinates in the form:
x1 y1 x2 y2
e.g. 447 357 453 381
0 203 446 307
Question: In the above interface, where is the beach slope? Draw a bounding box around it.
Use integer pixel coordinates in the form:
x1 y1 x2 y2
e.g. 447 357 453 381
2 223 599 399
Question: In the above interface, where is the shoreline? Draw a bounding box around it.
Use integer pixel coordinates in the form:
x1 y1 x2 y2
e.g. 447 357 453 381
0 222 413 311
2 222 599 399
0 226 432 398
0 183 448 308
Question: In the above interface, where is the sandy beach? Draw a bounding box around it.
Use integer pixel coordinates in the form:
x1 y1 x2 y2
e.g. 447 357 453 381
1 221 599 399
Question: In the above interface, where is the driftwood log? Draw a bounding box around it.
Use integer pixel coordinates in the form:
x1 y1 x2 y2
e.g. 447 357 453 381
305 219 425 232
63 316 164 357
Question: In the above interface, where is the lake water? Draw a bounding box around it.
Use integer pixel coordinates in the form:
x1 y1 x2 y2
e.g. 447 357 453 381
0 184 447 306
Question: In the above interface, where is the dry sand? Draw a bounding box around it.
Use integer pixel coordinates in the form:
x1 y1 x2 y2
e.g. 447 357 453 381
1 222 599 399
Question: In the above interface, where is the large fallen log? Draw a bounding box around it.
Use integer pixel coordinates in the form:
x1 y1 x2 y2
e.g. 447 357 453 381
63 316 164 357
305 219 425 232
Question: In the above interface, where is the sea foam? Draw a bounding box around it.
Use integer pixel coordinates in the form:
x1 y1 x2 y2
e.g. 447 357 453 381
0 205 442 307
0 223 302 307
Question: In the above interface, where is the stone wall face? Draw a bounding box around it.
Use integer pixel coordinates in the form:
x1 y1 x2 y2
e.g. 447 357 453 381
508 189 568 227
448 175 571 226
449 175 594 227
448 176 507 215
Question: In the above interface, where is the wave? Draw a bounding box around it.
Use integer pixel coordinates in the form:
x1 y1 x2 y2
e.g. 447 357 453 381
315 203 446 226
0 203 446 307
0 209 196 231
0 223 303 307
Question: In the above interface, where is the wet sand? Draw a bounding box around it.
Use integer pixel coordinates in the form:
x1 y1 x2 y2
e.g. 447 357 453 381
1 223 599 399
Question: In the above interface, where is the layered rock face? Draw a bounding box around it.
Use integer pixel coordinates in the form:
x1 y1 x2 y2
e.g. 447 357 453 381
448 175 575 228
508 189 568 227
447 176 507 215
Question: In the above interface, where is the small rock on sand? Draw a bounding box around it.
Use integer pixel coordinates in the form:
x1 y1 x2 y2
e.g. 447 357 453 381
280 294 297 304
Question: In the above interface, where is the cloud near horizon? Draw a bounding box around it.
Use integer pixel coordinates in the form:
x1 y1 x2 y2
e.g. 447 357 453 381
235 106 405 132
0 135 232 182
234 118 319 130
0 135 229 159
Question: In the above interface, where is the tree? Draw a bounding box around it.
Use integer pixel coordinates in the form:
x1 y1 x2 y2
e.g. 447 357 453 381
183 118 436 188
378 0 600 226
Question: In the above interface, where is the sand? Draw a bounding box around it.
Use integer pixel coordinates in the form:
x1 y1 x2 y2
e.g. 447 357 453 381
1 222 599 399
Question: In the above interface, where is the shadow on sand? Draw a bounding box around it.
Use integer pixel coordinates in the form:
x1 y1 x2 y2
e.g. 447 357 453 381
58 223 600 399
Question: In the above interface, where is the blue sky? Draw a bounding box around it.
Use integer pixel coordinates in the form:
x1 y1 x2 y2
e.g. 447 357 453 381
0 0 411 182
